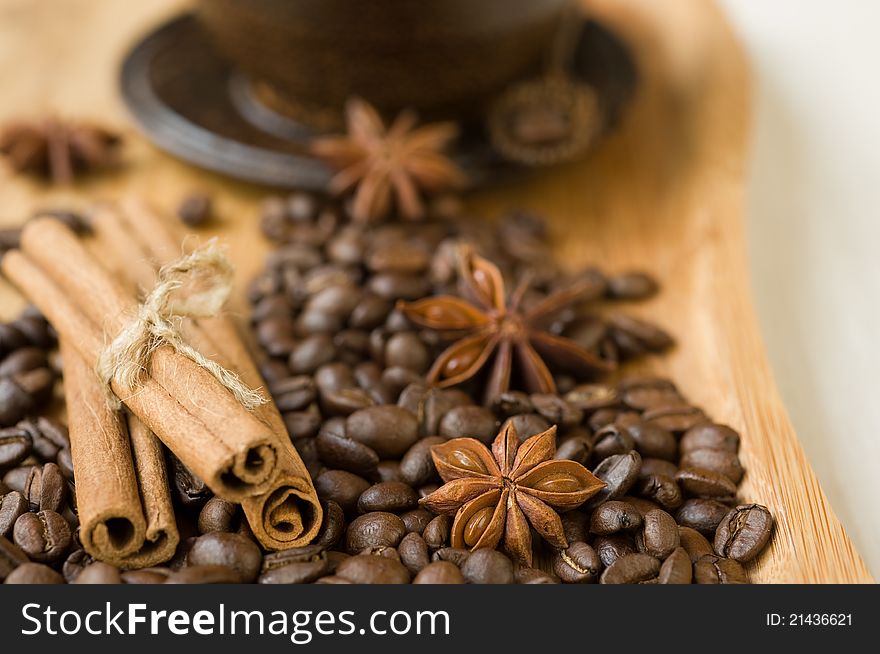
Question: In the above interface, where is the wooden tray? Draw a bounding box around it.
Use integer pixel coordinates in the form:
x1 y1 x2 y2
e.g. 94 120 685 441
0 0 872 582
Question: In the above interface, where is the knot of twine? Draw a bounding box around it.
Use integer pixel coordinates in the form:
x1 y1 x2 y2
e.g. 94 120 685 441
97 241 266 411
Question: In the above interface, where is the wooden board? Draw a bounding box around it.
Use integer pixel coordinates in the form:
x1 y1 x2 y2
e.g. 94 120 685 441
0 0 871 582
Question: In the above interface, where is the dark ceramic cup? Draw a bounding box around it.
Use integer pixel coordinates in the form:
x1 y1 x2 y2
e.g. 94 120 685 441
195 0 572 128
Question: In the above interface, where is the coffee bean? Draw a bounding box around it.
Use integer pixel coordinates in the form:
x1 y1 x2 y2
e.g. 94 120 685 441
590 501 642 535
658 547 692 584
350 295 392 330
284 411 321 439
490 391 534 417
316 428 379 475
3 466 31 492
413 561 465 584
368 273 430 301
620 495 661 516
555 431 593 466
627 422 677 461
680 423 740 454
461 549 514 584
374 460 403 482
400 508 433 535
120 568 172 584
675 467 737 499
167 454 211 509
0 491 28 538
620 383 682 412
552 541 601 583
0 378 34 427
346 406 418 458
423 515 451 549
335 554 410 584
0 535 28 581
399 436 444 487
345 512 406 554
637 474 683 511
643 405 706 434
357 481 418 513
678 526 715 562
636 509 680 559
13 510 71 563
515 567 560 584
559 511 589 544
431 547 470 568
24 462 66 512
530 394 583 427
198 497 239 534
592 424 635 461
0 347 47 377
260 546 329 584
177 193 212 227
73 562 122 584
439 406 497 443
314 500 346 549
398 532 430 575
0 427 31 469
4 562 64 584
607 272 658 300
256 317 297 357
502 414 551 442
588 408 620 432
714 504 774 562
693 554 748 584
675 498 732 535
187 533 262 583
638 457 678 479
600 553 660 584
167 565 243 584
588 451 642 508
383 332 430 373
680 448 744 483
271 376 316 412
564 384 620 413
315 469 371 515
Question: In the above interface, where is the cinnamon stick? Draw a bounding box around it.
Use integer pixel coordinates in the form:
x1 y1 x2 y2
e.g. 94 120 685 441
3 219 279 501
109 198 322 549
61 339 178 567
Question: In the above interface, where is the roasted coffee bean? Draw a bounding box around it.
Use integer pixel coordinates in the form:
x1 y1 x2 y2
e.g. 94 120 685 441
335 554 410 584
592 424 635 460
288 334 336 375
3 466 31 492
675 467 737 499
555 432 593 466
564 384 620 412
638 457 678 479
62 549 94 582
256 317 297 356
600 553 660 584
439 406 497 443
643 405 706 434
187 533 262 583
167 454 211 509
316 428 379 475
423 515 451 549
675 498 732 535
13 510 71 563
620 383 681 412
0 378 34 427
0 491 27 538
657 547 692 584
680 422 740 454
693 554 748 584
167 565 243 584
637 474 683 511
590 500 642 535
56 447 74 479
120 568 173 584
368 273 430 301
503 414 551 441
271 376 316 412
680 448 744 483
350 295 392 330
559 511 589 544
314 500 346 549
198 497 239 534
315 470 371 515
1 535 28 581
283 411 322 439
413 561 465 584
607 272 658 300
636 509 680 559
380 367 423 400
346 406 419 458
678 526 715 562
399 436 444 487
345 512 406 554
23 417 69 461
620 495 661 516
552 541 601 583
627 422 677 461
461 549 514 584
23 462 66 512
177 193 212 227
73 562 122 584
400 508 433 535
383 332 430 373
398 532 430 575
0 426 31 469
714 504 774 562
530 394 583 427
0 347 47 377
588 451 642 508
358 481 418 513
490 391 534 417
260 546 329 584
516 567 560 584
608 314 674 354
4 562 64 584
431 547 470 567
374 460 403 482
588 408 620 432
314 575 352 584
306 284 361 319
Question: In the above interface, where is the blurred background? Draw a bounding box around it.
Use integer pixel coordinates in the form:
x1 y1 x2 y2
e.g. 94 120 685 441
722 0 880 575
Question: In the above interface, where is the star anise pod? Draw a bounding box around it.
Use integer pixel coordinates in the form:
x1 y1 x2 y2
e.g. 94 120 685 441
420 422 604 565
0 118 121 184
400 247 615 403
311 97 465 223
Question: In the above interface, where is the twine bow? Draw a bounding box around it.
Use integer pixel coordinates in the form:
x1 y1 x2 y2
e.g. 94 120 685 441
97 241 266 410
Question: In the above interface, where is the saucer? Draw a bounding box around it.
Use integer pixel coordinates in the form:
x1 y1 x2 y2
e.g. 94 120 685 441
120 13 637 189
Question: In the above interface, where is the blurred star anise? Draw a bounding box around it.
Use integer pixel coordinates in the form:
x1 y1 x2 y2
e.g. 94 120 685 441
400 247 614 403
0 118 121 184
311 97 465 224
420 422 604 565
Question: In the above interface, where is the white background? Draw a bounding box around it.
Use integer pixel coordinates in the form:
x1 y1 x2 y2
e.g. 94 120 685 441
720 0 880 576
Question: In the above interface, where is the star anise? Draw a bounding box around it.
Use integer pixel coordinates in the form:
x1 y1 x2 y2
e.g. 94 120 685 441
400 247 615 403
0 118 121 184
420 422 604 565
311 97 465 223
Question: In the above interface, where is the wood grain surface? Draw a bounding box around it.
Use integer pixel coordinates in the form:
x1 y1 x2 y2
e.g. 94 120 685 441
0 0 871 582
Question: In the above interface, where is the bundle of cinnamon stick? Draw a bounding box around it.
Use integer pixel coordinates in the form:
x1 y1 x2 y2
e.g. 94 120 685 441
1 201 322 567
